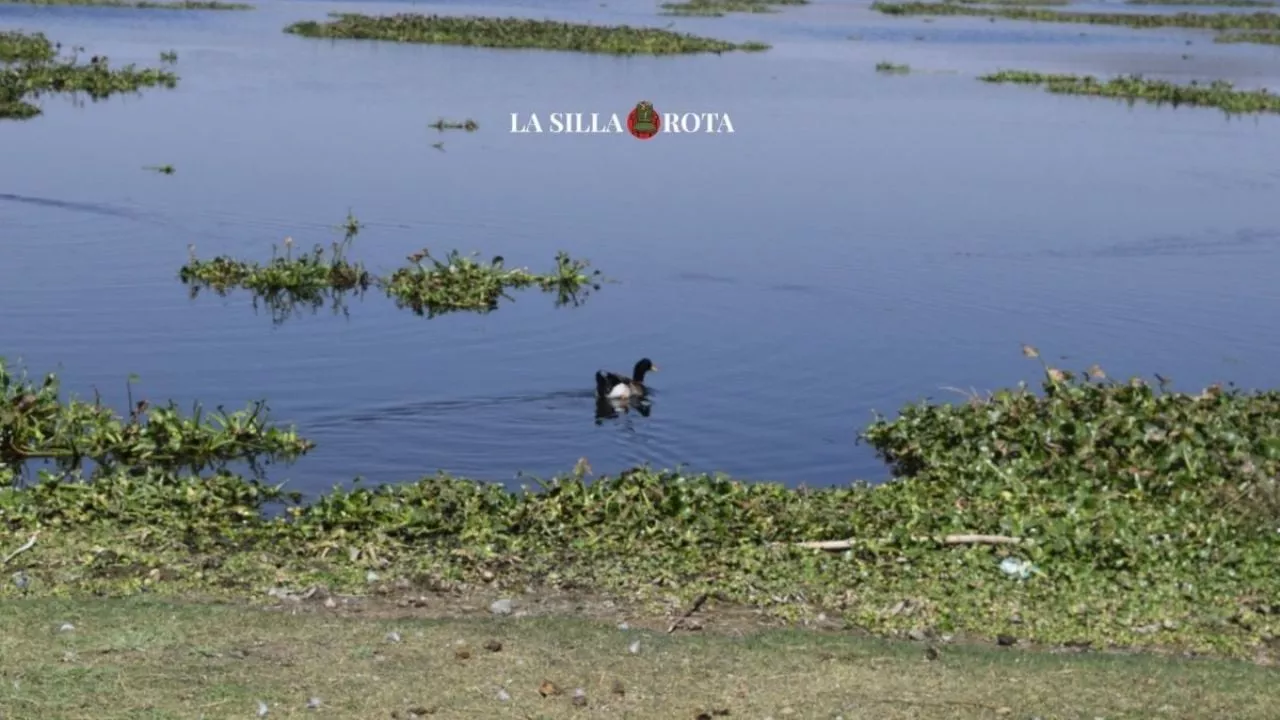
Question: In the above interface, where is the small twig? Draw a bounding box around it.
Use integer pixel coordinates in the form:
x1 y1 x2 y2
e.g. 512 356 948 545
793 534 1026 551
667 592 709 633
2 531 39 566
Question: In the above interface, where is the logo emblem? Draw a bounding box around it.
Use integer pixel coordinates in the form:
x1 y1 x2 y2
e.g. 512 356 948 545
627 101 660 140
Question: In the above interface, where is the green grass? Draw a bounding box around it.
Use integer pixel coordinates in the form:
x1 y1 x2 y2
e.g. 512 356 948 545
981 70 1280 114
0 31 177 120
285 13 770 55
0 0 251 8
4 347 1280 661
1216 29 1280 40
0 597 1277 719
872 1 1280 31
659 0 807 18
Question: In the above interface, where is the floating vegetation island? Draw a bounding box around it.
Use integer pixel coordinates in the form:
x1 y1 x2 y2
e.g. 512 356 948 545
0 0 252 8
876 61 912 73
658 0 807 18
872 2 1280 36
1216 29 1280 41
179 214 605 321
0 31 177 120
981 70 1280 115
3 348 1280 659
1127 0 1276 6
284 13 769 54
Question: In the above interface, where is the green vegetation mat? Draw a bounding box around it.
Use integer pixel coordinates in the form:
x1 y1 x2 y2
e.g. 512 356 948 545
4 347 1279 661
1 597 1277 718
0 31 177 120
284 13 769 55
658 0 807 18
981 70 1280 114
0 0 251 8
871 1 1280 31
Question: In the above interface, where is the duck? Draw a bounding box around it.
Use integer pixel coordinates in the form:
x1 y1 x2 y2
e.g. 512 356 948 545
595 358 658 400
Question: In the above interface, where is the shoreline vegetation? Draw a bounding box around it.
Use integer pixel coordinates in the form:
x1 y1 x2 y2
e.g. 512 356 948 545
0 0 252 8
4 347 1279 662
1 31 177 120
871 2 1280 44
284 13 770 54
178 213 605 321
980 70 1280 114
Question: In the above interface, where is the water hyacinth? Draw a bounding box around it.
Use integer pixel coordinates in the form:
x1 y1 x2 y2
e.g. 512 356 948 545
284 13 770 55
872 2 1280 33
980 70 1280 115
0 0 251 8
0 31 177 120
659 0 807 18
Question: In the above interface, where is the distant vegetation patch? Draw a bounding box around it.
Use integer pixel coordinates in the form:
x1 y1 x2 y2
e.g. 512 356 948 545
1216 29 1280 40
981 70 1280 114
428 117 478 131
1127 0 1276 6
876 61 911 72
659 0 806 18
948 0 1069 5
179 213 605 322
284 13 769 55
0 0 251 8
872 2 1280 32
0 31 177 120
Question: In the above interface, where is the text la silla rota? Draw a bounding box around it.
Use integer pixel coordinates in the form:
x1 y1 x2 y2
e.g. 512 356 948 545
509 111 736 134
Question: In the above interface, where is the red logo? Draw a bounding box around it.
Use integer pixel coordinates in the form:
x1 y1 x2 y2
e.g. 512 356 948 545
627 101 660 140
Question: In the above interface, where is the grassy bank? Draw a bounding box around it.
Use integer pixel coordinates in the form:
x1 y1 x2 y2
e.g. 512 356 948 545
0 0 251 8
4 349 1280 661
871 1 1280 31
658 0 807 18
0 31 177 120
285 13 769 55
2 597 1277 719
980 70 1280 114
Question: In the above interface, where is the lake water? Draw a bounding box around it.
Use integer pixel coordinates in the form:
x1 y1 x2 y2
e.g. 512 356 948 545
2 0 1279 494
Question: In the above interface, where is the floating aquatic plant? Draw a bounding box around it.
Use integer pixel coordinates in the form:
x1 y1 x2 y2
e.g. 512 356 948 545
872 2 1280 32
160 50 178 63
1127 0 1275 6
179 213 605 321
145 164 175 174
0 359 312 481
0 0 252 8
876 61 911 73
284 13 770 55
1215 29 1280 41
428 118 478 131
382 249 603 317
658 0 807 18
0 32 177 120
980 70 1280 115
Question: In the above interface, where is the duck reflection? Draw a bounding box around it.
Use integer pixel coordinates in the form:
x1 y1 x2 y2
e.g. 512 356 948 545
594 396 652 424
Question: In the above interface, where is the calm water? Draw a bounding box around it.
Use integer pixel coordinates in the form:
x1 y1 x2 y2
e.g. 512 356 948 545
2 0 1279 493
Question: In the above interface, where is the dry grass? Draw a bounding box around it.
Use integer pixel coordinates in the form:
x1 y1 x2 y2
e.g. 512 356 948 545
0 596 1276 719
